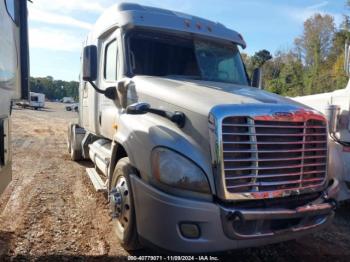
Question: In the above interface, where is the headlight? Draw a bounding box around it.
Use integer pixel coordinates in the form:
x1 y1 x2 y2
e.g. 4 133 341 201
151 147 210 194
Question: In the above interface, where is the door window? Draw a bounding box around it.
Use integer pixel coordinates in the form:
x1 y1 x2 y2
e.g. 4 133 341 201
5 0 18 25
104 40 117 81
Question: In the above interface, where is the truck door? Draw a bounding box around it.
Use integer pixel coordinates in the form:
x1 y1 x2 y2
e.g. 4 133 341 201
97 29 121 139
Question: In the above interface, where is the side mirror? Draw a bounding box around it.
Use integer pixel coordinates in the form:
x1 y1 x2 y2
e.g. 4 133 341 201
251 68 262 89
82 45 117 99
126 103 151 115
83 45 97 82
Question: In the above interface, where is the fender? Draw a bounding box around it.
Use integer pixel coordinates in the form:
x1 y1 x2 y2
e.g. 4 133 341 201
110 112 216 194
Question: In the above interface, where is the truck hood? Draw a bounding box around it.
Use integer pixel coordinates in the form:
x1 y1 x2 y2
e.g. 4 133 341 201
133 75 308 116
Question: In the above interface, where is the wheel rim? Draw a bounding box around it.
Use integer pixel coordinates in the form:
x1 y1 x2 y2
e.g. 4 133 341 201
111 176 132 233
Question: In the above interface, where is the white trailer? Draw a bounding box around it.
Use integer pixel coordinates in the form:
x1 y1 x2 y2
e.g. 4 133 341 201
0 0 29 194
294 44 350 201
29 92 45 109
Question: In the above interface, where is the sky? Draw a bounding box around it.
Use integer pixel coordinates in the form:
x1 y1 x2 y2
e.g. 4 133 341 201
28 0 348 81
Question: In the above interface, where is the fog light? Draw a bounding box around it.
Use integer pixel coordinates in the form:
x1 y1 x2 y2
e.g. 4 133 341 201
179 223 200 239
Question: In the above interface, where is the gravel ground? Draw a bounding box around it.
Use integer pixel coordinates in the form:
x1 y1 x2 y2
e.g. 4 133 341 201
0 102 349 261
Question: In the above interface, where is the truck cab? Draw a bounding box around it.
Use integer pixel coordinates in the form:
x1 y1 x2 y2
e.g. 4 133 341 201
68 3 338 253
0 0 29 194
294 44 350 201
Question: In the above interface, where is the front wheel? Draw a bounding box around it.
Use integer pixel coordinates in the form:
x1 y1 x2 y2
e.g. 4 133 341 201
68 124 82 161
110 157 140 251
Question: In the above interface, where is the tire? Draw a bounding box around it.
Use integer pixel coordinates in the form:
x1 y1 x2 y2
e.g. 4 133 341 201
67 124 72 154
69 125 82 161
110 157 141 251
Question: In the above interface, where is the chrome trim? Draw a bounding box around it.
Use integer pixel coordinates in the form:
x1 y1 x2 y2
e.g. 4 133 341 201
222 132 326 136
221 202 334 239
224 163 326 171
224 155 326 162
222 141 327 145
225 170 325 180
209 104 329 201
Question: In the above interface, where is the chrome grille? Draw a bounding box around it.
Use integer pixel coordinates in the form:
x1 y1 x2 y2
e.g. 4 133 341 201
221 117 328 194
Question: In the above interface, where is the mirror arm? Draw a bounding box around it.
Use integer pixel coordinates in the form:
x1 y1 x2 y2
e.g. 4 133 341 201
148 108 186 128
88 80 105 94
126 103 186 128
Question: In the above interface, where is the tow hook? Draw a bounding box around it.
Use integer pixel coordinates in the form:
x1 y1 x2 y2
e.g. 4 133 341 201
109 188 122 218
226 211 244 222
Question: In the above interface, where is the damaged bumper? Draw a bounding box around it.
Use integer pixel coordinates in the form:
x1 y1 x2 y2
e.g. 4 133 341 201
131 175 338 253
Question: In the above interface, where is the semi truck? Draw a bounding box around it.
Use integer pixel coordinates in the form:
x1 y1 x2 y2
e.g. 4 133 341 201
68 3 338 253
0 0 29 194
294 44 350 201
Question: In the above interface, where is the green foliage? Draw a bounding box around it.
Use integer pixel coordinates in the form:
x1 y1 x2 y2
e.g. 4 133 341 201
245 11 349 97
251 49 272 68
30 76 79 101
294 14 335 69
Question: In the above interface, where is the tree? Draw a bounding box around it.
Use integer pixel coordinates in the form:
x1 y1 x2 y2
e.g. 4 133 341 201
251 49 272 68
264 51 305 96
294 14 335 69
340 15 350 32
30 76 79 101
251 2 349 97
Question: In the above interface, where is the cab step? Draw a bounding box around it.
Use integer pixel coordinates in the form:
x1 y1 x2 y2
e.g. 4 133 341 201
86 168 107 192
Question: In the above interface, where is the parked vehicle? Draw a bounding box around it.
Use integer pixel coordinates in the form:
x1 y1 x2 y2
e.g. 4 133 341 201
16 92 45 110
68 3 338 253
61 97 75 103
293 44 350 201
0 0 29 194
65 103 79 112
29 92 45 109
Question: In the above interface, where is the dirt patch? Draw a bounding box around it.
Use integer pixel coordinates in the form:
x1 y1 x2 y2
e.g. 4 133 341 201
0 102 349 261
0 103 127 260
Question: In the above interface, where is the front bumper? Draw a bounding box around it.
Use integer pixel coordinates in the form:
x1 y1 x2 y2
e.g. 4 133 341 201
130 175 338 253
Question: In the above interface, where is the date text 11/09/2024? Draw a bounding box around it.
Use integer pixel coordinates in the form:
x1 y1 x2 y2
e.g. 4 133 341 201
127 256 219 261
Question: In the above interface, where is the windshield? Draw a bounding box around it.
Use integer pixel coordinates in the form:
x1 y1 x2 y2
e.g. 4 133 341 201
128 31 249 85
